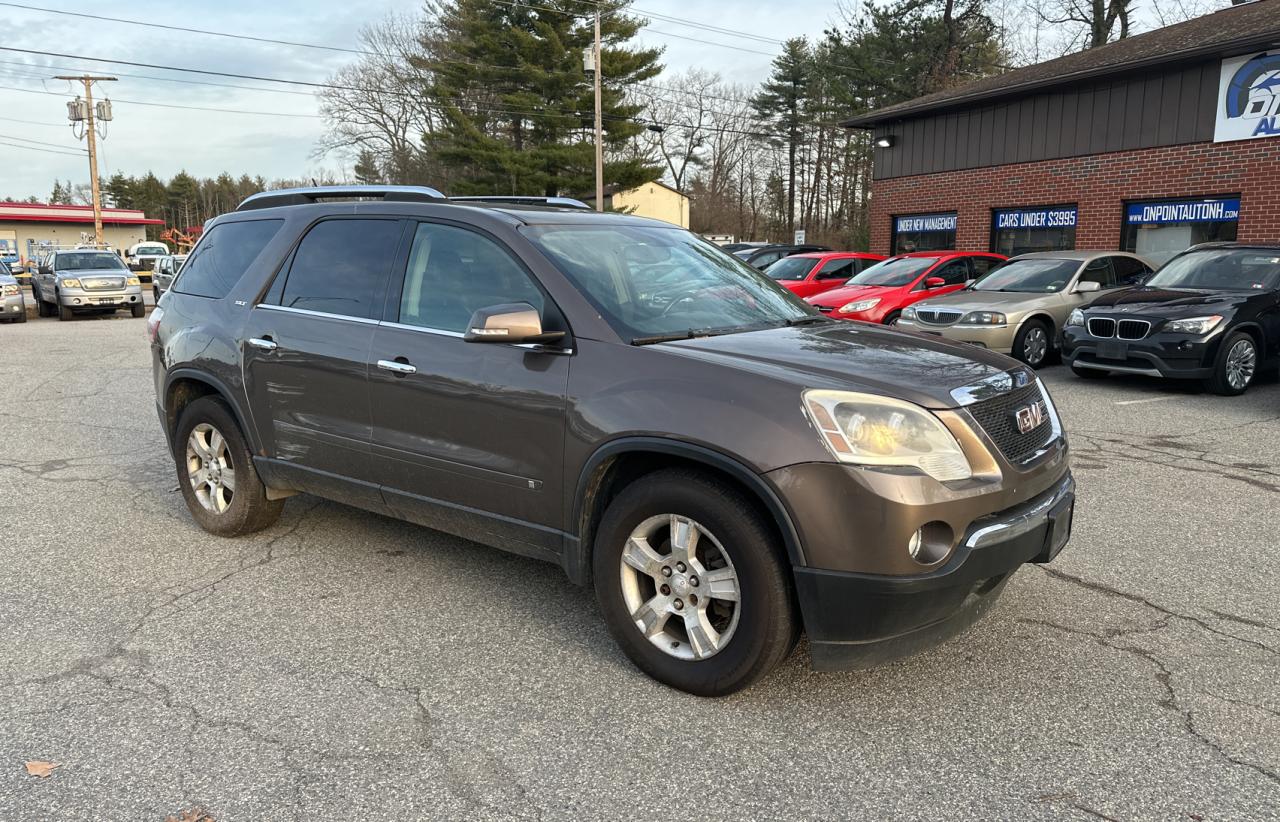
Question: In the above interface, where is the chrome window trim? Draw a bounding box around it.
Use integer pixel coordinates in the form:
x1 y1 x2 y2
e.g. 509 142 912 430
379 320 465 338
254 302 380 325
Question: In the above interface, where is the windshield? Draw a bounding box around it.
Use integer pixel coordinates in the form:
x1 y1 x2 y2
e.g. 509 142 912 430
972 258 1079 293
136 245 167 255
765 257 817 281
525 225 814 342
55 252 126 271
846 256 934 287
1145 249 1280 291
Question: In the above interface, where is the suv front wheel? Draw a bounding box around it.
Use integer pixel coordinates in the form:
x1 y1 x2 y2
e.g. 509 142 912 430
592 469 798 696
174 396 283 536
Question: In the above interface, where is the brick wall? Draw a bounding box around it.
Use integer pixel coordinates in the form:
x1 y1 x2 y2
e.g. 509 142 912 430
869 139 1280 255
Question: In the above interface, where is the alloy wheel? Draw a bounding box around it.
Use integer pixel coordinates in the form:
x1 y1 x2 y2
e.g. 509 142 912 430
1225 338 1256 390
185 423 235 514
619 514 741 661
1023 326 1048 365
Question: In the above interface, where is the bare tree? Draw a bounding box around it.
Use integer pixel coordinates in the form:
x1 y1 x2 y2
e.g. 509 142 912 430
1036 0 1135 50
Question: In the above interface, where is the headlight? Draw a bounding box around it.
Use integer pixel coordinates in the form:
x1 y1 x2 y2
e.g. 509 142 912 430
839 297 880 313
959 311 1006 325
1163 315 1223 335
126 276 140 286
1 284 17 297
60 278 81 288
802 390 972 482
1067 309 1084 327
901 306 918 320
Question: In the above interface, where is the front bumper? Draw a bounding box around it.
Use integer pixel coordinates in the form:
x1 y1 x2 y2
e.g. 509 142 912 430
896 319 1017 353
2 294 23 316
1063 327 1218 379
795 472 1074 669
58 288 143 309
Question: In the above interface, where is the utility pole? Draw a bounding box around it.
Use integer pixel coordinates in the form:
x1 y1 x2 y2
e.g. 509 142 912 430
593 9 603 212
56 75 116 247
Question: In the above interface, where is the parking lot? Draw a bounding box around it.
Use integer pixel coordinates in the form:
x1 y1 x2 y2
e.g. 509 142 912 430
1 315 1277 821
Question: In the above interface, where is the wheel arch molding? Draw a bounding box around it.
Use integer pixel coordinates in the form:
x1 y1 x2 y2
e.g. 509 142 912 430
163 368 259 456
564 436 807 586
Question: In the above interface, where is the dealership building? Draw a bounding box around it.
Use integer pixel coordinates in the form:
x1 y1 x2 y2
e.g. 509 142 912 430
0 202 162 266
845 0 1280 265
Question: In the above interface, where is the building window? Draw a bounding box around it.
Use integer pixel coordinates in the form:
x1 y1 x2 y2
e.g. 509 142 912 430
891 212 956 254
991 205 1077 256
1121 196 1240 267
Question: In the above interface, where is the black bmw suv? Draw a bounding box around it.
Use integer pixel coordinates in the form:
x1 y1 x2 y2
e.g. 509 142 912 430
1063 243 1280 395
151 186 1074 695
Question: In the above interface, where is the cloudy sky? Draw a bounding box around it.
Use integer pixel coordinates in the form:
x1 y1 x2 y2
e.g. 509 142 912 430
0 0 852 200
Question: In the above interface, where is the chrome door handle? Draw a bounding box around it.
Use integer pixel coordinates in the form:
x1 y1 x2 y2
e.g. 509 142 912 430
377 359 417 375
249 337 278 351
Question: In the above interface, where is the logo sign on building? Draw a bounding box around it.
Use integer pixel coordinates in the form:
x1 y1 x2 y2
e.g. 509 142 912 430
895 213 956 234
994 206 1078 230
1215 51 1280 142
1125 198 1241 225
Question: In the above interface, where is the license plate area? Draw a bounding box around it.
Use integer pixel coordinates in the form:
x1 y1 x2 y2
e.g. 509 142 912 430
1033 495 1074 563
95 297 119 305
1097 340 1128 360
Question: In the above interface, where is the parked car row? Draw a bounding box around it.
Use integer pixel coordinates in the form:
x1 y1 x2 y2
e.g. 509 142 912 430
759 241 1278 396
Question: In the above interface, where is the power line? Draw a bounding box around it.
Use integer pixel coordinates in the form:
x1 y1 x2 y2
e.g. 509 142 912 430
0 84 324 118
0 113 65 127
0 138 86 157
0 57 316 98
0 131 86 151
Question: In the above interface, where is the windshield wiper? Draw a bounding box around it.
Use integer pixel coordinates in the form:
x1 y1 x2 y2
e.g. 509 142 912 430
786 314 830 327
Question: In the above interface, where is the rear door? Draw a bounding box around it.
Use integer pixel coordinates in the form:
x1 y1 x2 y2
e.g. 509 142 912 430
242 217 405 502
804 257 857 298
366 220 571 556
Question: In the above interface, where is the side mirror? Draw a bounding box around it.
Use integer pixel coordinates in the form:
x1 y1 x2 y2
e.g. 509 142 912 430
1074 281 1101 293
924 276 946 288
463 302 565 345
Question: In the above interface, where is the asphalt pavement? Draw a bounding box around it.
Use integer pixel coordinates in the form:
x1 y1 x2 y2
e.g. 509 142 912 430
1 315 1277 821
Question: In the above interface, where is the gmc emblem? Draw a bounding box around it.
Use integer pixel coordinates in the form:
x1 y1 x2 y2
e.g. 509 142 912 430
1014 401 1048 434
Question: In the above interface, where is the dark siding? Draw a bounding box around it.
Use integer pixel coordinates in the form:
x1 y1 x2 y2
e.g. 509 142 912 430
871 60 1219 179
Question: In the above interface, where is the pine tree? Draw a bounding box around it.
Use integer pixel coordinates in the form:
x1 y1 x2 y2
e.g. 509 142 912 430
417 0 663 197
353 149 383 184
753 39 812 236
104 173 136 209
49 180 71 204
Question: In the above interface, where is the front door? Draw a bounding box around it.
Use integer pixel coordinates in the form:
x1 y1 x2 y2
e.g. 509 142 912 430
242 217 404 503
366 221 571 556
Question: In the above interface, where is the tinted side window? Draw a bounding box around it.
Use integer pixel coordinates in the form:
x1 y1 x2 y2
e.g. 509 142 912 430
174 219 283 299
1111 256 1149 285
970 256 1001 277
398 223 544 333
280 219 401 319
1079 257 1115 287
754 251 784 267
816 259 855 280
933 259 971 286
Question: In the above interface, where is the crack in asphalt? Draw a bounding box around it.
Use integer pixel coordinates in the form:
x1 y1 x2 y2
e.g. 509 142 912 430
1069 431 1280 494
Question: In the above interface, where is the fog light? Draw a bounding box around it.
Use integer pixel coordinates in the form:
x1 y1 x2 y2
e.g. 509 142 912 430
908 522 954 565
73 298 81 305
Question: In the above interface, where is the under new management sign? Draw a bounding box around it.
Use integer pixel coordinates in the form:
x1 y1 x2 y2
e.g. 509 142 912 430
1215 51 1280 142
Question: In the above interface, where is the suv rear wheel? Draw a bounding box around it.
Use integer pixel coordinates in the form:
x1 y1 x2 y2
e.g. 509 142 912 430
592 469 798 696
174 396 283 536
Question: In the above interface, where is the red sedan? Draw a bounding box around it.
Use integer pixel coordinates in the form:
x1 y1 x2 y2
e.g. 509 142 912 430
763 252 887 300
806 251 1007 325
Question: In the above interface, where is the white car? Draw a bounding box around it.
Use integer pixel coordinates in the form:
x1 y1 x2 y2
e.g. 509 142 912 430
125 241 171 279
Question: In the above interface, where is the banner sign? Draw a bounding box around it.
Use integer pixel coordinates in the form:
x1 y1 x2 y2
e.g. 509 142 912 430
894 213 956 234
1125 198 1240 225
994 206 1077 230
1215 51 1280 142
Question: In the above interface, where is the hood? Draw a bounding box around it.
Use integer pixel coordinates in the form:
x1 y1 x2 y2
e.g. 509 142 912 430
808 283 902 307
913 289 1058 313
1085 287 1251 313
654 321 1025 409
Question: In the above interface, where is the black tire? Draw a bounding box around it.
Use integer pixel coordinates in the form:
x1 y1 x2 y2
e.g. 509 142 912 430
130 302 145 318
14 306 25 323
36 295 52 317
1012 319 1051 368
57 302 73 321
592 469 798 697
1071 364 1109 379
174 396 284 536
1204 331 1257 396
883 310 902 326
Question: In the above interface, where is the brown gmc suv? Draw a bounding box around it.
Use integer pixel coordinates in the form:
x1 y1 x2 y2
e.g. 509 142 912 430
151 186 1074 696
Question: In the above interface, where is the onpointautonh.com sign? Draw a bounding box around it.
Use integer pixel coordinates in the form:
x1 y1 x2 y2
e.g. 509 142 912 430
1125 198 1241 225
1215 51 1280 142
895 213 956 234
994 206 1078 230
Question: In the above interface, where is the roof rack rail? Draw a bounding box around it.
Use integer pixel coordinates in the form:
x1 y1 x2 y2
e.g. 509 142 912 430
236 185 447 212
449 195 592 211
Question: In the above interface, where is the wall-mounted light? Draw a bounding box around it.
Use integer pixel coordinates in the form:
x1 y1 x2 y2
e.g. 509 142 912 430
875 135 897 149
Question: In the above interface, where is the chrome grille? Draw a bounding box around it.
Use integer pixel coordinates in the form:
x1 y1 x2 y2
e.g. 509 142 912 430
1087 317 1115 338
967 382 1056 465
1117 319 1150 340
916 309 963 325
79 276 126 291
